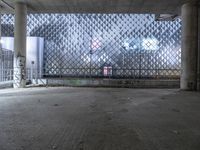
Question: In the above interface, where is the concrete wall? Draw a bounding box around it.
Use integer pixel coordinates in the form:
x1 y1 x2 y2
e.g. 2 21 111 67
0 81 13 89
0 78 180 89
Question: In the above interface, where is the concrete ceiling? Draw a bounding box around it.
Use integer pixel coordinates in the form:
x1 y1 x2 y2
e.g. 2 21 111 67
0 0 198 14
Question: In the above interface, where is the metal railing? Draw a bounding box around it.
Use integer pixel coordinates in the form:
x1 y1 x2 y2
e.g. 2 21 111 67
0 69 13 82
0 67 180 88
0 48 14 82
0 68 181 80
43 68 181 80
0 48 181 86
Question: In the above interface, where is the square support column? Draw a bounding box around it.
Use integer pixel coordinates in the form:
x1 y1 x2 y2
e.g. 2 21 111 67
13 2 27 88
181 3 198 91
197 6 200 91
0 7 2 63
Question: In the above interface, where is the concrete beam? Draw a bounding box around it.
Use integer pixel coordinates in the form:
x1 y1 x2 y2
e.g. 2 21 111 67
181 3 198 91
13 2 27 88
0 0 191 14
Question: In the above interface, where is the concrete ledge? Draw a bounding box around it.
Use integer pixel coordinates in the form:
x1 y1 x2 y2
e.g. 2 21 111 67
0 81 13 89
0 79 180 89
46 78 180 88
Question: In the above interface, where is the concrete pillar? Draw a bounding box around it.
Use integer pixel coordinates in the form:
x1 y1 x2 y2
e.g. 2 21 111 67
0 7 2 79
0 7 1 45
13 2 27 88
181 3 198 91
198 7 200 91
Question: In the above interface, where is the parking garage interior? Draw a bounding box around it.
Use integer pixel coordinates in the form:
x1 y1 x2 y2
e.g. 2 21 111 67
0 0 200 150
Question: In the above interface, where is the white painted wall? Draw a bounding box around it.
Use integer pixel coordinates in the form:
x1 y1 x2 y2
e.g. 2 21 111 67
1 37 44 76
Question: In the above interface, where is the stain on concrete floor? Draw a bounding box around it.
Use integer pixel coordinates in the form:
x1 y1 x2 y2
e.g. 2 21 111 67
0 87 200 150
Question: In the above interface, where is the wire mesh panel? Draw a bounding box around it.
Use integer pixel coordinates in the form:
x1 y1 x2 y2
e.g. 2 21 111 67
0 49 14 82
1 14 181 79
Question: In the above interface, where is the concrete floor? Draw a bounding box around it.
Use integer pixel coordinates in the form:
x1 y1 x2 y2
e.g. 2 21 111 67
0 87 200 150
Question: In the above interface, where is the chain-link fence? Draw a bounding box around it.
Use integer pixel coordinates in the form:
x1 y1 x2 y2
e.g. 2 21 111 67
1 14 181 80
0 48 13 82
